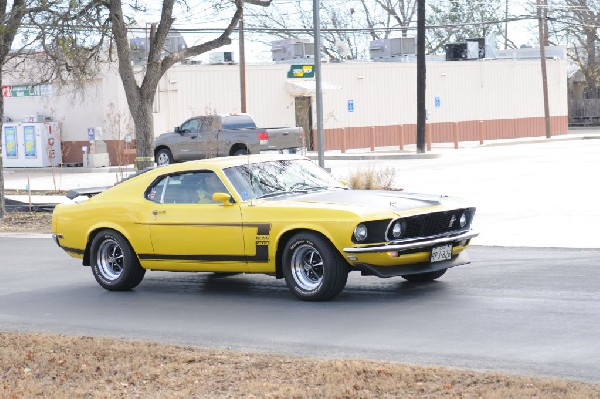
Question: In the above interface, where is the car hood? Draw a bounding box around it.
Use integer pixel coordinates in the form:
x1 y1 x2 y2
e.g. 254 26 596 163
154 132 177 144
267 189 466 214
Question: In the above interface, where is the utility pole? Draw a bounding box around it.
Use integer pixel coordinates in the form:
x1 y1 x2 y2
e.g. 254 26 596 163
313 0 325 167
238 8 247 113
416 0 426 153
504 0 509 49
537 0 551 139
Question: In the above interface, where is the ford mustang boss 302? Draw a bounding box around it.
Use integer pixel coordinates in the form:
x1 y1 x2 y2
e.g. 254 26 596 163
52 154 478 301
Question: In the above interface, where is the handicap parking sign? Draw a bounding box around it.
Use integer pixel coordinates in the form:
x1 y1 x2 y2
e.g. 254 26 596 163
347 100 354 113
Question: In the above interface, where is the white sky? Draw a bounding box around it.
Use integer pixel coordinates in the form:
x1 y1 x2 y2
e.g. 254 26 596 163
133 1 540 64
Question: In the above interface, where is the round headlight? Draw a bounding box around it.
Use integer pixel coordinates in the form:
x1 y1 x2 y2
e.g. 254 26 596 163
459 212 467 228
354 224 368 242
391 221 403 239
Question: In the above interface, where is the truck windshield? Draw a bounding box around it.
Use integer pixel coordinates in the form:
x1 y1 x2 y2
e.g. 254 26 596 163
223 159 345 201
222 115 256 129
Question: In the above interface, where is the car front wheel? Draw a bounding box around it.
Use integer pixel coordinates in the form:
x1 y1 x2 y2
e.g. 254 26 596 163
90 229 146 291
282 232 348 301
155 148 174 166
401 268 447 282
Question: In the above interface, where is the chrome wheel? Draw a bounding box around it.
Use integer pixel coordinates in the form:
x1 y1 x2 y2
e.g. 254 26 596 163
96 238 124 281
90 230 146 291
282 233 348 301
290 243 324 291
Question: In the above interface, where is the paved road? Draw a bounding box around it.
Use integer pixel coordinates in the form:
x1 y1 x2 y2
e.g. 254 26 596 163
2 237 599 382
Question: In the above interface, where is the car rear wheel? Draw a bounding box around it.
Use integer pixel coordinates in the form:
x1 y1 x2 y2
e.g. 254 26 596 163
401 269 447 282
156 148 174 166
282 232 348 301
90 229 145 291
233 148 248 156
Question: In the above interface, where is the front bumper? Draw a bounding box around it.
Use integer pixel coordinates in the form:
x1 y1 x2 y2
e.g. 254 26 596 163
342 230 479 254
353 251 471 278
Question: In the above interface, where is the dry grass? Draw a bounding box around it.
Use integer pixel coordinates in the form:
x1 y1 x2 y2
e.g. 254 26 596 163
347 165 400 190
1 332 599 399
0 212 52 233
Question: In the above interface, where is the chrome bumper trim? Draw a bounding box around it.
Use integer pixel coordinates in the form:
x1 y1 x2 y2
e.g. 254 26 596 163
343 230 479 254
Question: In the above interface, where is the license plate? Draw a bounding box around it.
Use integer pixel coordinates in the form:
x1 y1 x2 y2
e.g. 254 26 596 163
431 244 452 262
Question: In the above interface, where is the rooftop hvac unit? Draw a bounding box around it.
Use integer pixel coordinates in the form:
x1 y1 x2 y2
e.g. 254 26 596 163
390 37 416 56
370 37 416 60
209 51 234 64
445 43 467 61
271 39 314 61
445 41 480 61
466 38 486 59
129 31 187 65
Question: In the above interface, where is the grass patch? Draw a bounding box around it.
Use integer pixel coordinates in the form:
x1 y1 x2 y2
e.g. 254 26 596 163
0 212 52 233
1 331 598 398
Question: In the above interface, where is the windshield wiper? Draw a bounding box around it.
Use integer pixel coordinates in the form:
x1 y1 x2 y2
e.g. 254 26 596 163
257 190 290 199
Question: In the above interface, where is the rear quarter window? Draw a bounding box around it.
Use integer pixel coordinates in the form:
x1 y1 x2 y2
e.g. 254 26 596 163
222 115 256 129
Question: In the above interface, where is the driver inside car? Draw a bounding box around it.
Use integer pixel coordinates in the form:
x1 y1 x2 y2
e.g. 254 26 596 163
197 173 227 204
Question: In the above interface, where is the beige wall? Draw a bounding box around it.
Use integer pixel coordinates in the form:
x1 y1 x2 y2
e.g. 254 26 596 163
4 58 568 164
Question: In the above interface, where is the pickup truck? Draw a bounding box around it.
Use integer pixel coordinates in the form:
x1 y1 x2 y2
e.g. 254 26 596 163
153 114 303 166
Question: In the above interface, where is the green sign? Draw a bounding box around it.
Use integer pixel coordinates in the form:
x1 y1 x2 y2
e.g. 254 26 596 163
1 84 53 97
287 65 315 78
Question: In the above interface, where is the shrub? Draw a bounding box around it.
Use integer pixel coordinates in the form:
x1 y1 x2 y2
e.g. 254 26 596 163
347 165 400 190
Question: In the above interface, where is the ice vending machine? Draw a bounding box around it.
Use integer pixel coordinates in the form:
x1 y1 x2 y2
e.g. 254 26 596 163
2 122 62 167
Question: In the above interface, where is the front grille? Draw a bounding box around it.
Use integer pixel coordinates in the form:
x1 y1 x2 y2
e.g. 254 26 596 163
392 208 475 241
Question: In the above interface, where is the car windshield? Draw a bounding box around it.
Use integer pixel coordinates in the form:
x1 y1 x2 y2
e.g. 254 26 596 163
223 159 345 201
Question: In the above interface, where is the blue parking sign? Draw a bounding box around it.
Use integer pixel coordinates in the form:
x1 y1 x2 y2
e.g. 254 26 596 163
347 100 354 112
435 96 441 108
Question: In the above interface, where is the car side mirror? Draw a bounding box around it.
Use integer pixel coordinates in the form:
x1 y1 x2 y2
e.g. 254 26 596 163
174 126 182 133
212 192 234 206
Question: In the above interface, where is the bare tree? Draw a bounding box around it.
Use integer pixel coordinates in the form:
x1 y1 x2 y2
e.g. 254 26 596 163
549 0 600 98
426 0 509 54
108 0 271 170
248 0 368 60
373 0 418 37
0 1 76 219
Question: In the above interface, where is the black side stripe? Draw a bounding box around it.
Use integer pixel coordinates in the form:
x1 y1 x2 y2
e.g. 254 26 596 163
139 245 269 263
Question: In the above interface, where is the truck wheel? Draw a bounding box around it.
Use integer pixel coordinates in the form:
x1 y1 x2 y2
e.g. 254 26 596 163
282 232 348 301
156 149 174 166
90 229 145 291
234 148 248 156
401 269 447 282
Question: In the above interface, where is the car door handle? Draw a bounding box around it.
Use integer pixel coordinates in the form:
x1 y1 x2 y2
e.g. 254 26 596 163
152 210 167 216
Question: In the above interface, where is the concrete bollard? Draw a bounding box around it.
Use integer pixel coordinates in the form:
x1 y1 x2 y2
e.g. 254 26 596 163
478 120 484 145
426 124 432 152
453 122 459 149
398 124 404 151
370 127 375 152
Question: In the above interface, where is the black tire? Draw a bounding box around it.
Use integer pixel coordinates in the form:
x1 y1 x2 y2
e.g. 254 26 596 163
401 269 447 283
233 147 249 156
90 229 146 291
282 232 348 301
155 148 174 166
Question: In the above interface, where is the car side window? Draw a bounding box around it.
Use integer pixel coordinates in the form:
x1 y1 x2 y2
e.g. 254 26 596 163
145 172 229 204
180 118 200 133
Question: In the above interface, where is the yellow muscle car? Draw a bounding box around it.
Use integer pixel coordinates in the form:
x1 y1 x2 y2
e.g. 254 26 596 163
52 154 478 301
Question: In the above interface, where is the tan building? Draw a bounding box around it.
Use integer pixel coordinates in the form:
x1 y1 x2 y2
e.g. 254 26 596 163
3 57 568 165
